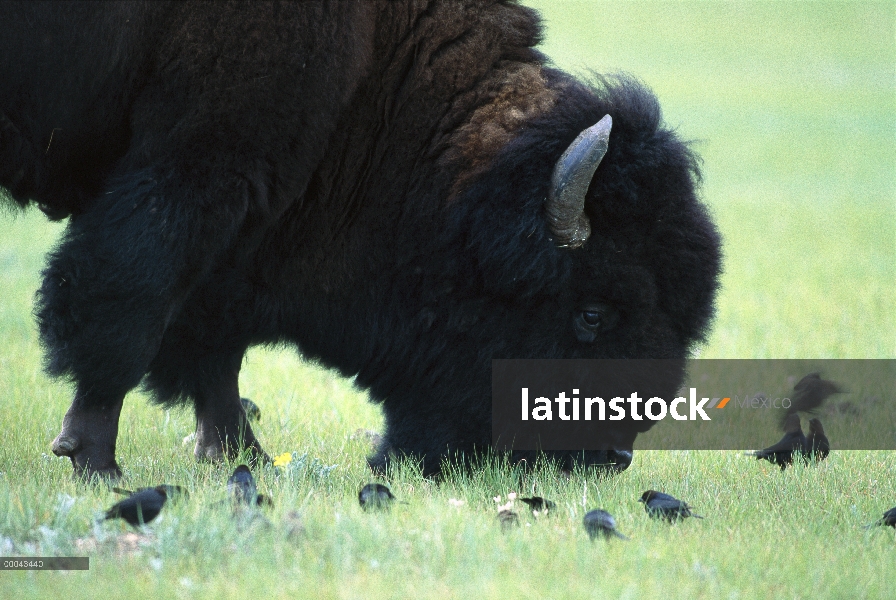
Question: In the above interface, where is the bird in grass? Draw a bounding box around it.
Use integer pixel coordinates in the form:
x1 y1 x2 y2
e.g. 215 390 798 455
358 483 396 511
746 413 807 471
639 490 704 522
228 465 273 508
240 397 261 422
497 509 520 531
779 373 842 429
103 487 171 526
803 418 830 463
519 496 556 513
865 506 896 529
583 509 628 540
112 485 189 500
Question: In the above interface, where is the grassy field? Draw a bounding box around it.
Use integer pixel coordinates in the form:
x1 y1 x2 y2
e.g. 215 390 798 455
1 2 893 598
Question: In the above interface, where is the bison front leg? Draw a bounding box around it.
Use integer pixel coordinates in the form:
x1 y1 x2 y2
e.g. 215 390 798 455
37 169 250 479
192 365 269 465
51 389 124 479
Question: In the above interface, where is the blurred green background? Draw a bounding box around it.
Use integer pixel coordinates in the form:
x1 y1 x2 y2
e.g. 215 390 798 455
0 2 894 598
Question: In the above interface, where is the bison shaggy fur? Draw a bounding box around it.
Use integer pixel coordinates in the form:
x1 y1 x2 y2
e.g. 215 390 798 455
0 1 721 478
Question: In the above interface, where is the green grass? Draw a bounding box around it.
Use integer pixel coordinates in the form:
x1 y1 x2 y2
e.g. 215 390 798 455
1 2 894 598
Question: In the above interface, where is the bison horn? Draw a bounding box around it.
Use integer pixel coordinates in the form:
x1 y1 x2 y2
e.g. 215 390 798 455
545 114 612 248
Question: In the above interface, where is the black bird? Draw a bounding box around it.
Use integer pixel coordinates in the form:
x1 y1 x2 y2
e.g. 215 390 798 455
583 509 628 540
639 490 704 522
747 413 807 471
866 506 896 529
103 487 170 526
779 373 842 429
112 485 189 500
803 418 830 462
228 464 272 508
228 464 257 503
358 483 396 511
240 397 261 422
519 496 556 513
497 509 520 531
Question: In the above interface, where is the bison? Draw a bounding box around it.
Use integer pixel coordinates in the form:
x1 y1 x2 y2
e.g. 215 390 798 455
0 1 721 478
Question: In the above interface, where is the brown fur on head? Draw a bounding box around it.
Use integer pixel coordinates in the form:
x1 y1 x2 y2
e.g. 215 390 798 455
442 62 558 200
638 490 660 503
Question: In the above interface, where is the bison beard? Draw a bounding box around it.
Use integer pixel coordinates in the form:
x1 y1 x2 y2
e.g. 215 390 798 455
0 1 721 478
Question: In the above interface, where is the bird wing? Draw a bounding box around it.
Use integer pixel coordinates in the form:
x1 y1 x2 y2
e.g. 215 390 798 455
756 431 806 457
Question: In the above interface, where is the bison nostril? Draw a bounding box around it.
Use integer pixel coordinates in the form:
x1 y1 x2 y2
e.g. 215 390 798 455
607 449 633 471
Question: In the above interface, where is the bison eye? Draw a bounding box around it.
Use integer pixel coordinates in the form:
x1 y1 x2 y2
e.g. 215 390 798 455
574 304 618 342
582 310 602 327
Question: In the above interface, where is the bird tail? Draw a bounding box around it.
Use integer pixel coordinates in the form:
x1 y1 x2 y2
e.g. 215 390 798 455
691 513 705 519
111 487 133 495
613 530 630 540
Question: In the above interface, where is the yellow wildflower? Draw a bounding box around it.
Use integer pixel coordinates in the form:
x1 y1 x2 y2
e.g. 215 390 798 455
273 452 293 467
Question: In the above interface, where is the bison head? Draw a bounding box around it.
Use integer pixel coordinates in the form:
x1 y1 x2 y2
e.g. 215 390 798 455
360 75 722 476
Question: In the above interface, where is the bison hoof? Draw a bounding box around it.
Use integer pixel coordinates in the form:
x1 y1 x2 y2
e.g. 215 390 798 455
52 432 122 481
193 439 271 466
194 440 226 463
241 442 272 468
51 434 80 456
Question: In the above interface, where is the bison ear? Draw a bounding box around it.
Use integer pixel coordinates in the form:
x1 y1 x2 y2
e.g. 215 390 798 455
544 114 612 249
